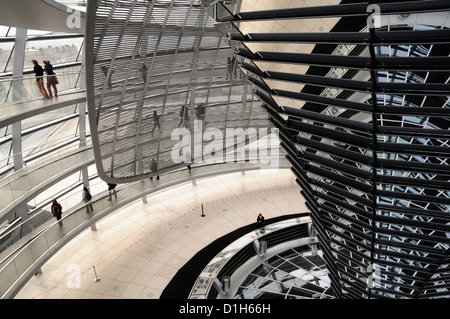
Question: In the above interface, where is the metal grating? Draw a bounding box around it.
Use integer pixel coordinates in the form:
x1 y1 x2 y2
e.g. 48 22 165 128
85 0 271 182
204 0 450 299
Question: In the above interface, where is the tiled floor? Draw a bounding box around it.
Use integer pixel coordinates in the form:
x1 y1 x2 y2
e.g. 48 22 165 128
15 169 307 299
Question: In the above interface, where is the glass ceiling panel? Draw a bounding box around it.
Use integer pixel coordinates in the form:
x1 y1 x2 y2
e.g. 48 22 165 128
86 0 272 183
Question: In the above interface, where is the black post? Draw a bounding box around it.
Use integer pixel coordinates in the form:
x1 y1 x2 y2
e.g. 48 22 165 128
201 203 205 217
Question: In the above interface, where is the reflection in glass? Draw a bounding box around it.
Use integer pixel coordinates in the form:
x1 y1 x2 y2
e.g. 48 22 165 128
235 245 334 299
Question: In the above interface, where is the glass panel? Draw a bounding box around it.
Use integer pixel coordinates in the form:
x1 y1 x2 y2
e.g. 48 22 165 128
22 104 78 130
24 37 83 67
22 118 79 158
0 140 12 168
0 41 14 73
234 245 332 299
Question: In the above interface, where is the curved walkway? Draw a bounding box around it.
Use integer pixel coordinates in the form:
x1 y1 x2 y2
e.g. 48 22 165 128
15 168 306 299
0 144 93 223
0 90 86 128
0 160 289 298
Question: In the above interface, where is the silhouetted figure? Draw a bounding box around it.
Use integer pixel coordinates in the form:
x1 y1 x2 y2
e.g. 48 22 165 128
139 63 148 84
107 183 117 201
257 213 265 227
226 56 233 80
51 199 63 226
43 60 58 98
178 105 191 129
151 110 161 134
195 103 205 121
32 59 49 98
99 65 113 89
83 186 93 213
150 158 159 180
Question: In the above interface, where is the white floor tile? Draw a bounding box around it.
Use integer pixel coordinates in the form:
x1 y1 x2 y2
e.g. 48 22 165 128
17 169 305 299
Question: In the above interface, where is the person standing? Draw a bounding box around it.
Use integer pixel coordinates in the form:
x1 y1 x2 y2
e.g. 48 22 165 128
178 105 191 130
139 63 148 84
195 103 205 121
226 56 233 80
151 110 161 134
185 151 192 173
43 60 58 98
32 59 49 99
51 199 63 226
150 158 159 180
257 213 265 227
83 186 94 213
107 182 117 201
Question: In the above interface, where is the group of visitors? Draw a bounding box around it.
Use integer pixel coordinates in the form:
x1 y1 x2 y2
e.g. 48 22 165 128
148 102 206 136
98 62 146 90
50 183 118 226
51 183 267 229
32 59 58 99
177 103 206 129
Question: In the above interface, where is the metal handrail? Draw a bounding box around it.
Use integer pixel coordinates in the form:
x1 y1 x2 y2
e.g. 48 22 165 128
188 215 311 299
0 70 85 105
0 159 290 298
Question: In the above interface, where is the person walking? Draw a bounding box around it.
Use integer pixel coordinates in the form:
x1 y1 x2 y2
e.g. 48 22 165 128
51 199 63 226
83 186 94 213
32 59 49 99
99 65 113 89
151 110 161 134
178 105 191 129
150 158 159 180
178 105 186 127
231 55 237 78
107 182 117 201
139 63 148 84
43 60 58 98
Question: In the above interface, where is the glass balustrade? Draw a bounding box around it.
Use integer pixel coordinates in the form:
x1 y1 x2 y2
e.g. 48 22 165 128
0 136 93 252
0 157 288 298
0 70 85 105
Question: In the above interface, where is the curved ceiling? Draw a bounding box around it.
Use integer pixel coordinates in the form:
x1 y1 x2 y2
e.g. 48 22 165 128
85 0 272 183
0 0 85 33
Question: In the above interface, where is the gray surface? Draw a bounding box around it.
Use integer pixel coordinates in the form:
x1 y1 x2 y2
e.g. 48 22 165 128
0 0 85 33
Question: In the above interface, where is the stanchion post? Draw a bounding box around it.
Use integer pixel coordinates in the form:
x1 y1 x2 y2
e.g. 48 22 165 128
93 265 100 282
